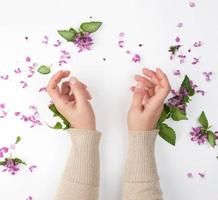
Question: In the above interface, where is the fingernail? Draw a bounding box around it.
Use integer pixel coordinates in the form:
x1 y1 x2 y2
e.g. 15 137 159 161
70 77 78 84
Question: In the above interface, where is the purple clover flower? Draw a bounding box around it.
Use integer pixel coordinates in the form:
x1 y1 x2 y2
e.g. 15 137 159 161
2 158 20 175
190 127 207 145
167 87 189 112
74 32 93 52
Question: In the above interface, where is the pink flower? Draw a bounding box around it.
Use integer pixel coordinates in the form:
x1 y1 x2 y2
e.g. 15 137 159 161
132 54 141 63
26 57 31 62
42 35 49 44
189 1 196 7
29 165 37 172
74 32 93 52
177 22 183 28
175 37 180 43
202 72 212 82
2 158 20 175
192 57 200 65
187 172 193 178
193 41 202 47
54 40 62 47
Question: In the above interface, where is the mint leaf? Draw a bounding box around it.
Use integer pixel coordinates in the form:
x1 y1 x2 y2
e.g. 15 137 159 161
157 104 170 126
80 21 102 33
159 123 176 146
170 107 188 121
58 28 77 42
0 161 5 165
37 65 51 75
14 158 26 165
168 45 181 55
15 136 21 144
207 131 216 147
53 122 63 129
181 75 195 96
199 111 209 129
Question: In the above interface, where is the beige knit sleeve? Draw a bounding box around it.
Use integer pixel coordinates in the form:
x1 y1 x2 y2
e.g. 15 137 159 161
55 129 101 200
122 130 163 200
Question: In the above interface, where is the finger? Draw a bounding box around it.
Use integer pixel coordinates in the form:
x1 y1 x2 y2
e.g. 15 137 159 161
85 89 92 100
131 82 145 109
47 70 70 100
61 81 71 95
69 77 89 105
156 68 171 92
142 68 160 85
134 75 155 88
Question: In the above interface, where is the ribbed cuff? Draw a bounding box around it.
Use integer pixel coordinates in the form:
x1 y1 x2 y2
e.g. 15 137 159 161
124 129 159 182
62 129 101 186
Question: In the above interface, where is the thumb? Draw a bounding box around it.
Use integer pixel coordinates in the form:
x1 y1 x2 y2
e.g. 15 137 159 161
131 82 145 109
70 77 88 105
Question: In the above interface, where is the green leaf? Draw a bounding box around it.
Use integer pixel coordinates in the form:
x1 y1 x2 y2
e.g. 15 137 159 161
199 111 209 129
48 104 71 130
168 45 181 55
80 21 102 33
37 65 51 75
170 107 188 121
157 104 170 126
181 75 195 96
159 123 176 146
15 136 21 144
207 131 216 147
53 122 63 129
58 28 77 42
14 158 26 165
0 161 5 165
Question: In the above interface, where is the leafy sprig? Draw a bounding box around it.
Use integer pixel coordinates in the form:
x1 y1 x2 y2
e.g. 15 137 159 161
48 104 71 130
157 75 195 146
58 21 102 42
197 111 217 147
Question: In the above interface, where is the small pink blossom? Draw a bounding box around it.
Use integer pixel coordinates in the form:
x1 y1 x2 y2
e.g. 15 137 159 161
192 57 200 65
193 41 202 47
132 54 141 63
53 40 62 47
26 196 33 200
59 50 71 66
39 87 47 92
187 173 193 178
26 57 31 62
118 40 124 48
173 70 181 76
20 81 28 88
175 37 180 43
14 68 22 74
29 165 37 172
42 35 49 44
119 32 125 37
189 1 196 7
0 75 9 80
177 22 183 28
202 72 213 82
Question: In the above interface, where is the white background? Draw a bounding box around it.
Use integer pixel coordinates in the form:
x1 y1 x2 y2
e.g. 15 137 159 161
0 0 218 199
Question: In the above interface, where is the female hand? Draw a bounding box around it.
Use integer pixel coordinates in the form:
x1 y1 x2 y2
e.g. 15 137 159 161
47 70 96 130
128 67 171 131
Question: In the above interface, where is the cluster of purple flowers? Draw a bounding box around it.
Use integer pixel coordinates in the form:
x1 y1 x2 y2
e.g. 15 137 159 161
190 127 207 145
167 87 189 112
74 32 93 52
190 127 218 145
2 158 20 175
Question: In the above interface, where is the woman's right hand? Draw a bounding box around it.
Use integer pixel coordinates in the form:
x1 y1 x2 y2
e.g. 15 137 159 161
47 70 96 130
127 67 171 131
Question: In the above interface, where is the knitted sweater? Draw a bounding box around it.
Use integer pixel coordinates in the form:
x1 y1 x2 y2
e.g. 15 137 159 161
55 129 162 200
